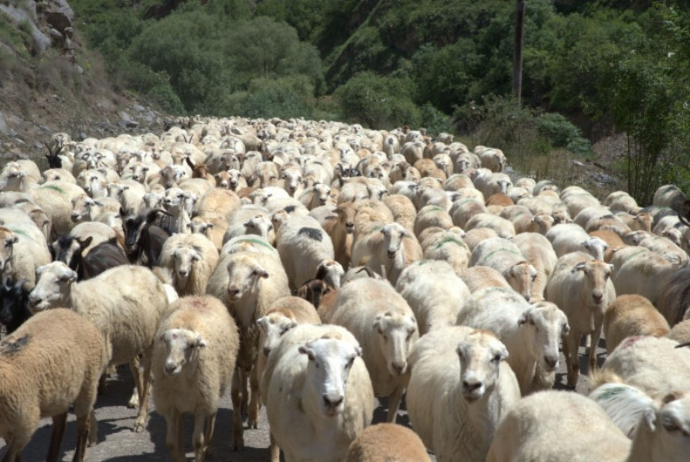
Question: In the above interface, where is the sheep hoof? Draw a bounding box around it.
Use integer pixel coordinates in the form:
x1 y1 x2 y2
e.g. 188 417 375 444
132 419 146 433
127 396 139 409
232 438 244 451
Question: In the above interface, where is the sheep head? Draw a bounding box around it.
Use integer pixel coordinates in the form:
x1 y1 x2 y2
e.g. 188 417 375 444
380 223 408 259
299 336 362 417
572 260 614 309
257 310 298 356
456 329 509 402
28 262 77 313
507 261 538 302
158 328 206 376
0 228 19 272
225 256 268 301
373 311 418 377
172 245 201 281
518 301 570 372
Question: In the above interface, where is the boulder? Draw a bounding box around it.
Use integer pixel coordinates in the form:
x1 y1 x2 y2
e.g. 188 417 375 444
43 0 74 33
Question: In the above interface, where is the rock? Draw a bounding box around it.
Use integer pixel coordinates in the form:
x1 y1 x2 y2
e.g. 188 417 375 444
572 160 586 168
132 104 146 113
43 0 74 33
0 4 51 54
0 111 9 136
48 28 63 45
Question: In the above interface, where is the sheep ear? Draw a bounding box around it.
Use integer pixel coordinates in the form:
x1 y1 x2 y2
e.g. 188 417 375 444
78 236 93 249
517 311 530 326
608 264 614 272
298 345 315 360
354 346 363 357
373 314 384 333
196 336 207 349
562 323 571 336
257 316 268 329
9 235 18 245
254 266 269 279
498 345 510 361
572 262 586 273
205 223 214 229
643 407 657 432
66 269 78 282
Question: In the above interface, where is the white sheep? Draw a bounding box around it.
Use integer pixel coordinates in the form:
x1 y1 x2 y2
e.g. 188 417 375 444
511 232 558 301
31 180 87 235
545 251 616 388
546 223 609 259
0 308 109 462
603 294 670 354
205 251 290 447
464 212 516 238
459 266 512 292
601 335 690 399
420 228 471 274
351 221 423 285
396 259 473 335
328 278 418 422
152 295 240 461
610 246 682 305
261 323 375 462
0 223 51 290
404 325 520 462
487 389 690 462
470 237 538 301
28 262 170 432
157 233 220 296
275 213 341 290
458 287 570 395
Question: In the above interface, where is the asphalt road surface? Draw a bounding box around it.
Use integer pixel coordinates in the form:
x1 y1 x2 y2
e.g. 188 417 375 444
0 338 606 461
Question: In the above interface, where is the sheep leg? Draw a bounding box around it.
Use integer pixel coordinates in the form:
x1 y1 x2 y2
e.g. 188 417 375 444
88 409 98 447
204 412 217 459
165 411 184 462
128 356 143 409
588 327 602 375
387 386 404 423
47 413 67 462
1 435 24 462
564 333 580 389
132 351 153 433
269 432 281 462
193 412 207 462
248 365 260 429
73 413 91 462
231 371 245 451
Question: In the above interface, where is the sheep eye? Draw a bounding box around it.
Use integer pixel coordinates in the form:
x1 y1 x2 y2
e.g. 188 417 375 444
492 354 502 363
346 358 355 369
529 319 536 326
177 194 184 198
5 240 13 247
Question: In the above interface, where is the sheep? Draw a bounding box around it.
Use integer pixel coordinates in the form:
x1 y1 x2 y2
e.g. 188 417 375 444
462 227 499 251
600 335 690 400
546 223 609 259
603 295 670 355
381 194 416 234
351 221 423 285
0 308 109 462
257 296 322 358
459 266 512 292
464 212 516 238
205 251 290 446
588 380 655 439
545 251 616 388
459 286 570 394
31 180 86 235
610 246 683 306
51 221 120 268
157 233 220 296
449 198 488 229
486 389 690 462
562 190 601 218
667 319 690 343
477 147 506 172
152 295 240 461
0 223 51 290
0 273 31 334
163 187 195 234
327 278 418 422
344 423 431 462
657 267 690 326
421 228 471 273
242 214 275 243
634 234 688 265
70 237 129 281
220 235 278 259
404 325 520 462
606 191 640 213
653 184 686 211
322 201 356 269
590 229 626 262
396 259 473 335
470 237 538 302
28 262 170 432
413 205 453 238
275 214 342 290
261 323 374 462
511 232 558 301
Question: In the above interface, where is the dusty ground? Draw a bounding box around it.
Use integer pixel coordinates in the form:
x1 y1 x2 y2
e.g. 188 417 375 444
0 337 605 461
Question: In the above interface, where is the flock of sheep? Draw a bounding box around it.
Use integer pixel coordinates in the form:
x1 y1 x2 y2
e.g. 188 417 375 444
0 116 689 462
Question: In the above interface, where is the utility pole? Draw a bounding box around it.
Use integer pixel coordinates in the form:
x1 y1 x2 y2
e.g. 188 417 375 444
513 0 526 106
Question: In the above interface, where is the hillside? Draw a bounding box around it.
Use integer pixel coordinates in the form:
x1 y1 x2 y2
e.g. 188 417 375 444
0 0 165 168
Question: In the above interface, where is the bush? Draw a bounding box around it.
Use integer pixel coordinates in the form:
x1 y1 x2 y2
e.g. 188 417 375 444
536 113 592 155
334 71 420 128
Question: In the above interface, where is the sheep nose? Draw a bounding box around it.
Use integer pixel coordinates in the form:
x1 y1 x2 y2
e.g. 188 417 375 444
463 379 482 392
524 294 531 302
71 213 81 221
592 292 603 303
164 364 178 376
227 288 240 299
346 223 354 230
544 355 559 370
220 182 228 188
391 361 407 375
323 393 344 409
28 294 42 307
387 250 396 259
319 197 327 204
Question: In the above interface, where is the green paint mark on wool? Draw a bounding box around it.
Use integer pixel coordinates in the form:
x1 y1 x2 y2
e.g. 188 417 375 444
479 247 522 264
624 249 647 264
595 385 626 402
41 185 64 194
7 228 28 238
434 237 465 250
238 238 276 252
427 206 444 212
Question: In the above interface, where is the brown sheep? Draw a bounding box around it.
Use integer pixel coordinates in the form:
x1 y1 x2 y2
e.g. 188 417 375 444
603 294 670 354
345 423 431 462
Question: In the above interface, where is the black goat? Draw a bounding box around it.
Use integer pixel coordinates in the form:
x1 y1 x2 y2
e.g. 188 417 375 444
0 274 31 334
44 140 64 169
77 237 130 280
123 208 171 268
